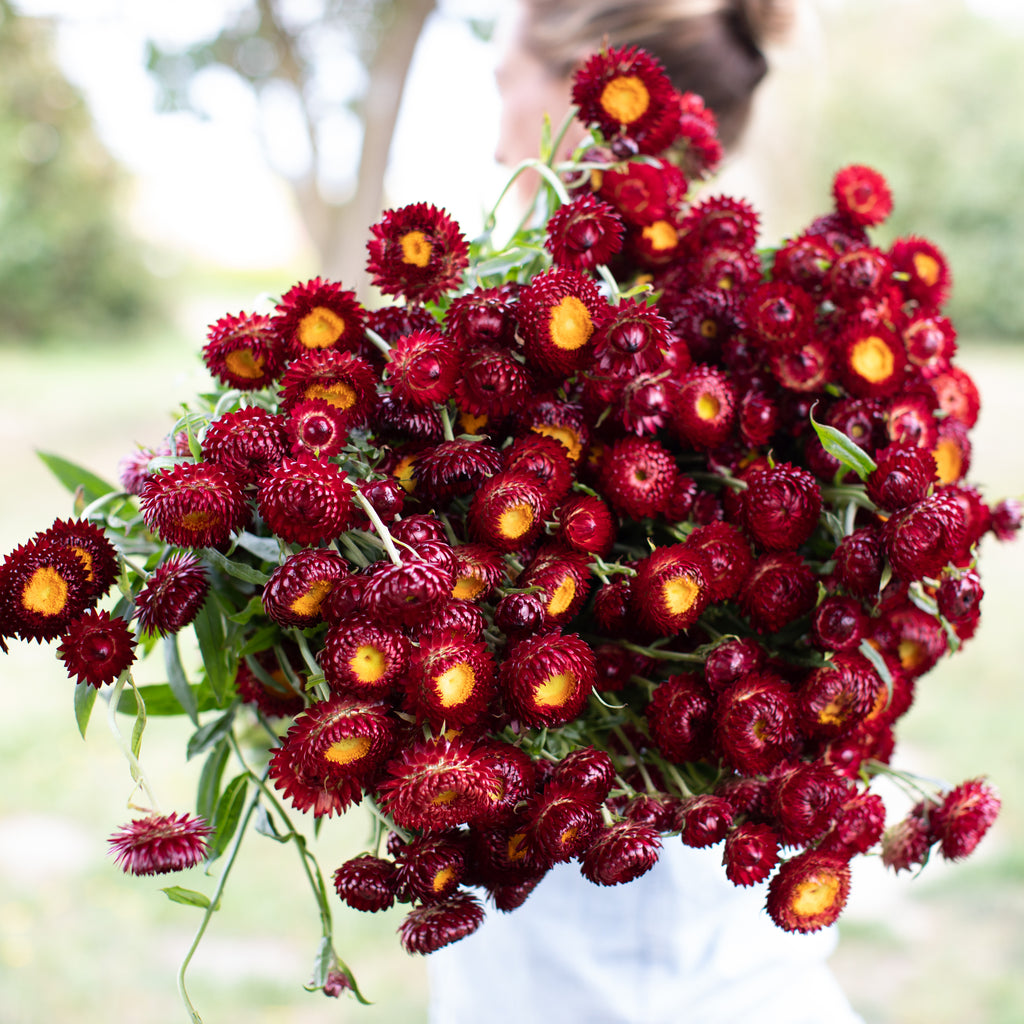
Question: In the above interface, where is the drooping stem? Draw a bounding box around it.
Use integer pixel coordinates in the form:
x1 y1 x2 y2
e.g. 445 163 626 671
106 672 161 813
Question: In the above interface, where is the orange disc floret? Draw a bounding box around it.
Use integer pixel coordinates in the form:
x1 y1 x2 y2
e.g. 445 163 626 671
838 324 908 399
272 277 367 358
571 45 679 154
256 455 356 547
57 609 136 688
517 267 608 376
262 548 349 628
403 631 496 730
632 544 711 635
321 615 410 698
599 436 678 519
366 202 469 304
133 553 209 637
500 630 597 728
378 735 501 833
393 833 468 904
269 740 365 820
140 462 250 550
278 348 379 425
798 651 883 740
832 164 893 227
203 311 284 390
468 470 551 552
518 545 593 627
766 850 852 933
449 543 508 603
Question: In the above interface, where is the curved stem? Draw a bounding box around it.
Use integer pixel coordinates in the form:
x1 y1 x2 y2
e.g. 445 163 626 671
352 491 403 566
107 672 161 813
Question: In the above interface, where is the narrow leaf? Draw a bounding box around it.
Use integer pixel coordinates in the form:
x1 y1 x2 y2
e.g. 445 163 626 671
186 707 236 761
809 411 877 481
161 886 211 910
196 739 231 824
233 531 284 563
164 634 199 724
208 774 248 861
73 681 98 739
116 682 216 717
202 545 270 585
193 598 232 705
227 594 266 626
36 451 116 503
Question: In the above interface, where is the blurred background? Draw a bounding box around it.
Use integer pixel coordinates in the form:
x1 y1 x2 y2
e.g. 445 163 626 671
1 0 1022 1020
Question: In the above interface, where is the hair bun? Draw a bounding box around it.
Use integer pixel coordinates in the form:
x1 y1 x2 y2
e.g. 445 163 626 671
736 0 796 48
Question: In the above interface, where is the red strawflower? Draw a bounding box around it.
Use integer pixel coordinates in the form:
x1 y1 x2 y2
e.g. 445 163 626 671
516 268 607 375
990 498 1022 542
474 742 539 823
883 491 967 582
769 337 834 394
887 388 940 448
723 822 780 887
810 595 869 652
320 616 409 697
931 778 1000 861
599 436 678 519
367 302 440 347
262 548 349 628
550 747 616 805
672 91 723 178
141 462 249 550
202 311 283 390
403 631 496 730
902 313 957 377
870 603 948 679
889 235 952 308
278 348 379 425
268 739 364 819
378 736 500 833
109 812 212 876
333 854 398 912
703 638 765 694
932 417 971 487
818 791 887 858
929 365 981 429
832 526 885 599
518 395 591 465
362 557 455 628
769 761 849 846
233 647 305 718
444 284 518 350
738 552 817 633
677 795 734 849
646 673 715 763
743 280 815 354
828 247 893 307
503 434 574 505
385 329 460 409
599 159 680 226
272 277 367 358
415 438 503 504
453 344 535 421
629 214 685 267
256 455 356 547
526 786 602 865
672 364 737 449
449 543 507 603
741 462 822 552
553 495 616 558
580 822 662 886
468 471 551 552
838 324 908 399
35 518 118 607
201 406 289 484
499 630 596 728
832 164 893 227
57 609 136 688
134 552 209 637
772 234 837 295
866 444 937 512
716 671 797 775
936 569 983 623
285 399 349 459
571 45 678 154
766 850 851 933
1 539 89 642
366 202 469 304
545 193 624 271
394 833 468 904
632 544 711 635
799 651 883 740
399 892 485 954
881 800 937 874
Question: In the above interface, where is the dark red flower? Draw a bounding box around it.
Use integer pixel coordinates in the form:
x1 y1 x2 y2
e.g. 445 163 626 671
1 539 90 642
399 892 485 954
262 548 349 628
881 800 937 874
738 552 817 632
141 462 249 550
553 495 616 557
545 193 624 271
672 364 737 449
866 444 937 512
453 344 534 421
499 630 596 728
646 673 714 763
580 822 661 886
333 854 398 912
838 324 908 399
321 616 410 697
526 786 602 864
278 348 379 425
931 778 1000 861
890 235 952 308
468 471 551 552
415 438 503 504
716 671 797 775
385 329 460 409
883 491 966 582
57 610 136 688
256 456 356 547
723 822 780 887
599 436 678 519
766 850 851 933
109 812 212 876
367 203 469 304
677 795 734 848
832 165 893 227
769 761 848 846
202 311 283 390
403 631 496 730
632 544 711 635
285 400 349 459
273 277 367 358
201 406 289 484
134 553 209 637
810 595 869 653
741 462 822 552
799 651 882 739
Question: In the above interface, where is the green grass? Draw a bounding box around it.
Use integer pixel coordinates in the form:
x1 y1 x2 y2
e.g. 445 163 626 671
1 321 1023 1022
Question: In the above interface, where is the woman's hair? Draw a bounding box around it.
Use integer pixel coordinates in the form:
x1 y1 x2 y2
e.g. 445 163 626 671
517 0 796 149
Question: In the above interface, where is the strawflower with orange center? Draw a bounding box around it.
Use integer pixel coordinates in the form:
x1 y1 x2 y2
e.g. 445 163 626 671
499 630 596 728
766 851 852 933
1 540 90 642
273 277 367 357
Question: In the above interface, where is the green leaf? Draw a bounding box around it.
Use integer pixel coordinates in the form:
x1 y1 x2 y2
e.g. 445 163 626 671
161 886 211 910
308 936 333 989
809 410 877 481
193 597 233 705
196 739 231 824
73 681 98 739
202 545 270 586
858 638 894 689
208 774 248 861
164 634 198 725
36 451 117 503
254 803 295 844
236 623 280 660
233 531 284 563
227 594 266 626
116 682 217 716
186 707 236 761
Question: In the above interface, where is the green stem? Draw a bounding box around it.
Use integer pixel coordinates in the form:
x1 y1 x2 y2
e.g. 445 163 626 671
106 672 161 812
352 491 403 567
440 405 456 443
364 327 392 358
618 640 706 664
177 775 263 1023
611 725 656 794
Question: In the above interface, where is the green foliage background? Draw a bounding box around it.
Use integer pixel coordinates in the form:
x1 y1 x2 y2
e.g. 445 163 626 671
0 1 157 343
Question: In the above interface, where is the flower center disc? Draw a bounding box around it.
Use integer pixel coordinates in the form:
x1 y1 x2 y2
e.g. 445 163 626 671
432 866 456 893
499 502 534 540
298 306 346 349
532 424 582 463
178 510 219 534
224 347 266 379
289 579 334 619
308 381 357 410
791 873 842 918
535 671 575 708
436 662 476 707
662 575 699 616
453 574 486 600
696 393 721 421
933 437 963 485
850 335 895 383
351 645 388 683
400 230 433 267
912 252 941 286
324 734 372 766
548 576 576 617
642 220 678 252
600 75 650 124
549 296 594 352
22 566 69 615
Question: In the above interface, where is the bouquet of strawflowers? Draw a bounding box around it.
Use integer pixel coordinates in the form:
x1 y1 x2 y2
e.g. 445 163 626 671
1 44 1018 1011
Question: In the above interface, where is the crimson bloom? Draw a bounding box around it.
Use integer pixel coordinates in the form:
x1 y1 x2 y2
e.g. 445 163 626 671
109 812 212 876
57 610 136 687
140 462 249 550
272 277 367 358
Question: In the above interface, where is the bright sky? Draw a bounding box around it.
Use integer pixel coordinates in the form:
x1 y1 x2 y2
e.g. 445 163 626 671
16 0 505 269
